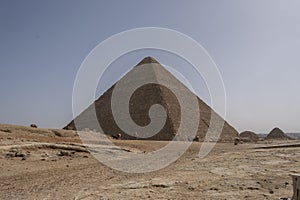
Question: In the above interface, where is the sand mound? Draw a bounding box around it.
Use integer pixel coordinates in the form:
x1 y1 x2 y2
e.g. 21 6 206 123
266 127 291 140
239 131 259 142
0 124 77 138
0 124 81 145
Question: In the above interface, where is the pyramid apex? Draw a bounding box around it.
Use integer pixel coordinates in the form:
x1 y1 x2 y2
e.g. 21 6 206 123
136 56 159 66
271 127 284 132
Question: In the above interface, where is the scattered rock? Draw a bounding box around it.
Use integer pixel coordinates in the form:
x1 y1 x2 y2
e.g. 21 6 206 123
30 124 38 128
5 153 15 158
0 129 11 133
58 151 75 157
58 151 70 156
193 136 200 142
234 137 240 145
247 186 259 190
188 186 195 191
5 151 30 160
150 179 174 188
111 133 122 140
152 183 170 188
41 153 49 158
15 152 26 157
285 182 289 187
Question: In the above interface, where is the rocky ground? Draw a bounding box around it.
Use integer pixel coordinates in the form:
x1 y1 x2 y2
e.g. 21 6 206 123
0 124 299 199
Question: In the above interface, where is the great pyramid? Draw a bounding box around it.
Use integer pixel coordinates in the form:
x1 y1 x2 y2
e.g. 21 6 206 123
64 57 238 141
239 131 259 142
266 127 291 140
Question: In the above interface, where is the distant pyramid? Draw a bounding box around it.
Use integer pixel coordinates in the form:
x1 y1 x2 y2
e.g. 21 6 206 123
239 131 259 142
64 57 238 141
266 127 291 140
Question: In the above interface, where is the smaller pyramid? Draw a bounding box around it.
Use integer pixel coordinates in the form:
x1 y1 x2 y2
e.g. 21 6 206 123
266 127 291 140
239 131 259 142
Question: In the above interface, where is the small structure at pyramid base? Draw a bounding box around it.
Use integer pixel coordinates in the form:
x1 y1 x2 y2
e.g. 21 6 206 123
239 131 259 143
65 57 239 142
265 127 291 140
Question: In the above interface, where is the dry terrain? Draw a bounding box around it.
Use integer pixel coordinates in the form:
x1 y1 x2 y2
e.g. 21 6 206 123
0 124 299 199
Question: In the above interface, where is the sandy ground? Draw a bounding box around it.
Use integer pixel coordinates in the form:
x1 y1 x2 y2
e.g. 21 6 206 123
0 124 299 200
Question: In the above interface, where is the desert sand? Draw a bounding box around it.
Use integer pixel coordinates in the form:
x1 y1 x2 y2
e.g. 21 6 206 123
0 124 299 200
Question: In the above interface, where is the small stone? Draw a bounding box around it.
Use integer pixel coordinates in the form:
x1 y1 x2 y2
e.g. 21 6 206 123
188 186 195 191
15 152 25 157
247 186 259 190
58 151 70 156
5 153 14 158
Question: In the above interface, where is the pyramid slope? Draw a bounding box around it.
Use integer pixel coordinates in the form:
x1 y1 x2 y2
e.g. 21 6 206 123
266 127 291 140
65 57 239 141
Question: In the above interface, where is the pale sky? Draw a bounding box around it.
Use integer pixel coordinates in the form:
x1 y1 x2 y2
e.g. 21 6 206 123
1 0 300 133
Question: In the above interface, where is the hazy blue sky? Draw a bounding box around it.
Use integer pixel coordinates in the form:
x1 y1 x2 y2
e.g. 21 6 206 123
1 0 300 133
